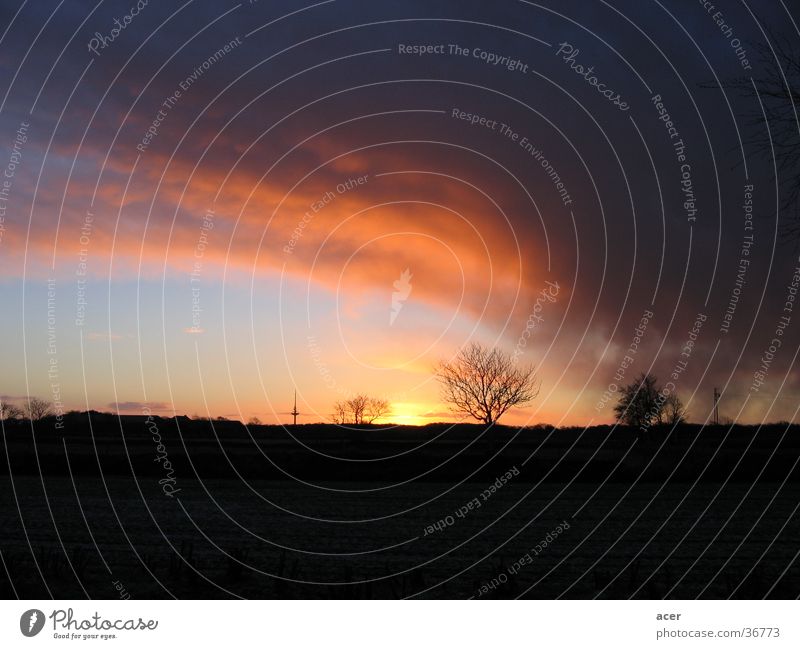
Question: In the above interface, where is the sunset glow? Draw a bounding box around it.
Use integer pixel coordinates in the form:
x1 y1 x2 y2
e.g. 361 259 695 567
0 1 796 430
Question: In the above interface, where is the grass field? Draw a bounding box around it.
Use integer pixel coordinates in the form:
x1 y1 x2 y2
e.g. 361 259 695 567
1 415 798 599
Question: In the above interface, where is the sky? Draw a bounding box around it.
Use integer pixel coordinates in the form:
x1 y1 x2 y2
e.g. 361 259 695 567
0 0 798 426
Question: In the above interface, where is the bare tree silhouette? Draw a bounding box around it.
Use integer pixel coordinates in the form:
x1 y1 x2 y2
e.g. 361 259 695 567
25 397 53 421
435 342 538 425
663 393 688 425
332 400 348 425
708 28 800 241
0 401 22 420
364 397 390 423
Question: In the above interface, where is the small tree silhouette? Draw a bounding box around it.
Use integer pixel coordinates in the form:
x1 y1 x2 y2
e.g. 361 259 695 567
0 401 22 420
662 393 688 425
435 342 538 425
25 397 53 421
614 373 660 427
613 373 687 427
364 397 390 423
332 395 390 424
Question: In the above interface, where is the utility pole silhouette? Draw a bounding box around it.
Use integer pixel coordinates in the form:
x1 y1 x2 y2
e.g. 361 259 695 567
291 390 299 426
712 387 720 425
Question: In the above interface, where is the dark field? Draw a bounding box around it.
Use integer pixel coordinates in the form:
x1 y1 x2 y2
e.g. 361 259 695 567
1 414 799 599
